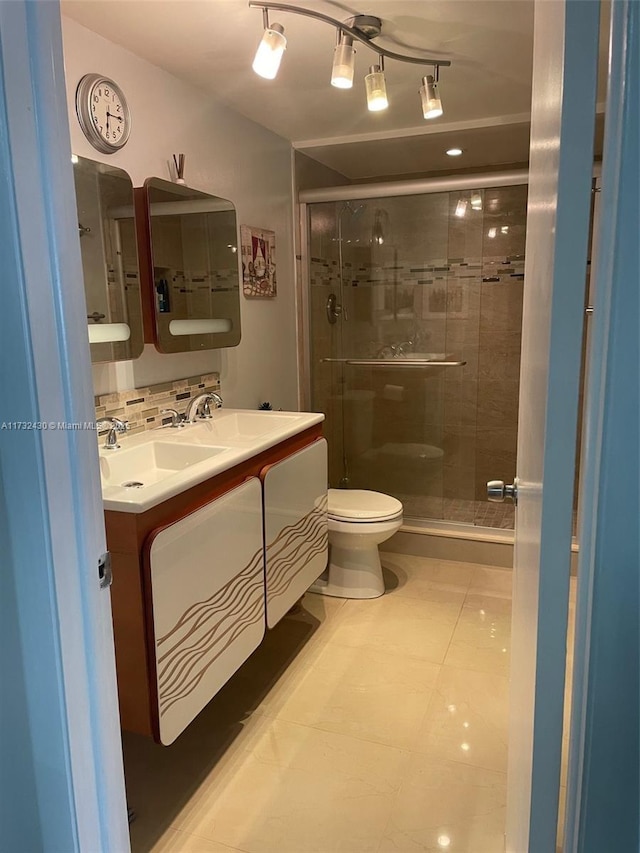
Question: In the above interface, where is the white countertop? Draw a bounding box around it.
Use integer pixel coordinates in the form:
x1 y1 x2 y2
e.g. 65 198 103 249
100 409 324 514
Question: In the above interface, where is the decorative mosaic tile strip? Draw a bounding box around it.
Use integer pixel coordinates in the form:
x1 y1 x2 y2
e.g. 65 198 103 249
310 255 525 284
94 373 221 435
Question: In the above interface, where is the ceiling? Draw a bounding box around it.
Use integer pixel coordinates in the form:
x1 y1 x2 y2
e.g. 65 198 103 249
62 0 607 180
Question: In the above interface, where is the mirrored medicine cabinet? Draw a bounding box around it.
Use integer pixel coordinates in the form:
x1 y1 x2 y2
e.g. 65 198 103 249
73 158 242 362
73 156 144 363
136 178 242 353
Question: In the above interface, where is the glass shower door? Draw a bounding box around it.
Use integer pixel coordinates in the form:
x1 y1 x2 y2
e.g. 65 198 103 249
309 194 454 519
308 184 528 528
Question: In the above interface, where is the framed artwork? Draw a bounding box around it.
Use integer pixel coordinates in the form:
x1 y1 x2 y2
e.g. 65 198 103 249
241 225 277 298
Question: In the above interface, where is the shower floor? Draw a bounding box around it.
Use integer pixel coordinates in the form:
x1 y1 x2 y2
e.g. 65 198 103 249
397 495 516 530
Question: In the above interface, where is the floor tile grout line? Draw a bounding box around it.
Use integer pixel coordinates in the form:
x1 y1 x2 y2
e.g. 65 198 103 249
238 707 418 760
440 592 467 662
170 827 252 853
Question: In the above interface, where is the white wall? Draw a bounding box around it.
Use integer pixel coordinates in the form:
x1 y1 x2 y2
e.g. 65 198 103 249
62 17 298 411
294 150 350 192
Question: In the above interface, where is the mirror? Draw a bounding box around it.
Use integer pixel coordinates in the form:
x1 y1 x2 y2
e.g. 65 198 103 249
139 178 242 352
73 157 144 363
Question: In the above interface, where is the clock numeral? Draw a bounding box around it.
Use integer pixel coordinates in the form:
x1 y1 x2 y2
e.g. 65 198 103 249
99 126 103 133
93 95 99 103
104 87 110 96
93 115 99 124
106 131 110 139
116 104 121 112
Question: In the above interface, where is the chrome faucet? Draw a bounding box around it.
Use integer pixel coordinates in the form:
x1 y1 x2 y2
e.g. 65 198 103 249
161 408 186 428
376 343 399 359
97 417 129 450
184 392 223 422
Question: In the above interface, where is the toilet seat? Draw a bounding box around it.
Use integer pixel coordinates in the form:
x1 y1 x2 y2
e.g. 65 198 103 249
328 488 403 523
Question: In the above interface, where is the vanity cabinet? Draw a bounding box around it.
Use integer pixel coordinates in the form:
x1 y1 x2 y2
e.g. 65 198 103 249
263 441 328 628
105 424 326 745
147 478 264 745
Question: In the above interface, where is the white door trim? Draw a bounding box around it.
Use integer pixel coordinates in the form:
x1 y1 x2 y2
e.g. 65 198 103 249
565 0 640 848
0 2 128 849
506 0 600 849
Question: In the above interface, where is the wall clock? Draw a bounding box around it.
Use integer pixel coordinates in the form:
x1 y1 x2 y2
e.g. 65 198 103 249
75 74 131 154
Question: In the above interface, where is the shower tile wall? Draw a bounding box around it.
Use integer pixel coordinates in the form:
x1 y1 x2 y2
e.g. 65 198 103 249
309 186 527 529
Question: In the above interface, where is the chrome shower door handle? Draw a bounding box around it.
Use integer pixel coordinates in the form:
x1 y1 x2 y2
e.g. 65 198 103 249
326 293 343 325
487 479 518 504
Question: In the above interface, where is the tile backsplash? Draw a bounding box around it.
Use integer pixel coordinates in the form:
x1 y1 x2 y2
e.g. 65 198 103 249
94 373 221 435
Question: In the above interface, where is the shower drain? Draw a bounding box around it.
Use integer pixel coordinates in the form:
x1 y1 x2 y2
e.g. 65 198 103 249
122 480 144 489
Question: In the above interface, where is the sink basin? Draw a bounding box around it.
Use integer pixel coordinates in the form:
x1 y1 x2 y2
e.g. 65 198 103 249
100 441 228 489
100 408 325 513
184 411 307 443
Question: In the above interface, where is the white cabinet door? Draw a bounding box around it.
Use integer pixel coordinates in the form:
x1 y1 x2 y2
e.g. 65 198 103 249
149 478 264 745
263 439 328 628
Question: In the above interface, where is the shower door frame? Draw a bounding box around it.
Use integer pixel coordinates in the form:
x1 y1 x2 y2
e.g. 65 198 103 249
298 165 601 539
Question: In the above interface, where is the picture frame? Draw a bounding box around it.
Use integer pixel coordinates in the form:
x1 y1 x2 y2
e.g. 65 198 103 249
241 225 277 298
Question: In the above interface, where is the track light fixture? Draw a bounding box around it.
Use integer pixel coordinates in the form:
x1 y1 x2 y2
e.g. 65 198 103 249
252 9 287 79
249 2 451 119
331 31 356 88
372 209 387 245
420 70 443 119
365 57 388 111
455 199 468 218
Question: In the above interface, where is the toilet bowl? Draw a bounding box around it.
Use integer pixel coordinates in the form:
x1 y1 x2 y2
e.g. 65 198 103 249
310 489 403 599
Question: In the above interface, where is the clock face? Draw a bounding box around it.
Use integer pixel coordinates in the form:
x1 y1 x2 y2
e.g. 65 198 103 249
76 74 131 154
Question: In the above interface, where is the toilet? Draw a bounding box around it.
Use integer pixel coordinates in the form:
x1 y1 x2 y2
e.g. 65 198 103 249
310 489 403 599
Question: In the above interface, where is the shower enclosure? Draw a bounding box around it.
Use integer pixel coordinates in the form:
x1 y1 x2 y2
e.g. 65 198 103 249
302 175 530 531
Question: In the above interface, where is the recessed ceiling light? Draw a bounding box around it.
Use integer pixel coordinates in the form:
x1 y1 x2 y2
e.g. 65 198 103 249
446 147 463 157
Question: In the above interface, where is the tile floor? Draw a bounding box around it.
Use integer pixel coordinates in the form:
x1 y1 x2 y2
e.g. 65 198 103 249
123 554 575 853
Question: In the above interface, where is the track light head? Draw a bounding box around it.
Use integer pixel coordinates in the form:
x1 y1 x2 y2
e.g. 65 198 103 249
420 73 443 119
372 209 386 244
365 62 388 111
331 31 355 88
252 22 286 79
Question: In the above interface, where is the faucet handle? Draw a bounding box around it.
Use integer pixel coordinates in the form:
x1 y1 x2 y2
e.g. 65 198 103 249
97 417 129 433
376 344 397 359
161 408 186 428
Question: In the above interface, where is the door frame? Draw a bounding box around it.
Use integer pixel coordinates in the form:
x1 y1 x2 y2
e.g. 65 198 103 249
0 2 128 849
4 0 632 849
564 0 640 848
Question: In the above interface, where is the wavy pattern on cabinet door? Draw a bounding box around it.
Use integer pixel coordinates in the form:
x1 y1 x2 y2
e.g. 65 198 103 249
263 439 328 628
148 477 265 745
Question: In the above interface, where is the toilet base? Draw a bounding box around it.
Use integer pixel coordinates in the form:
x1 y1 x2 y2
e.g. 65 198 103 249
309 544 385 599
